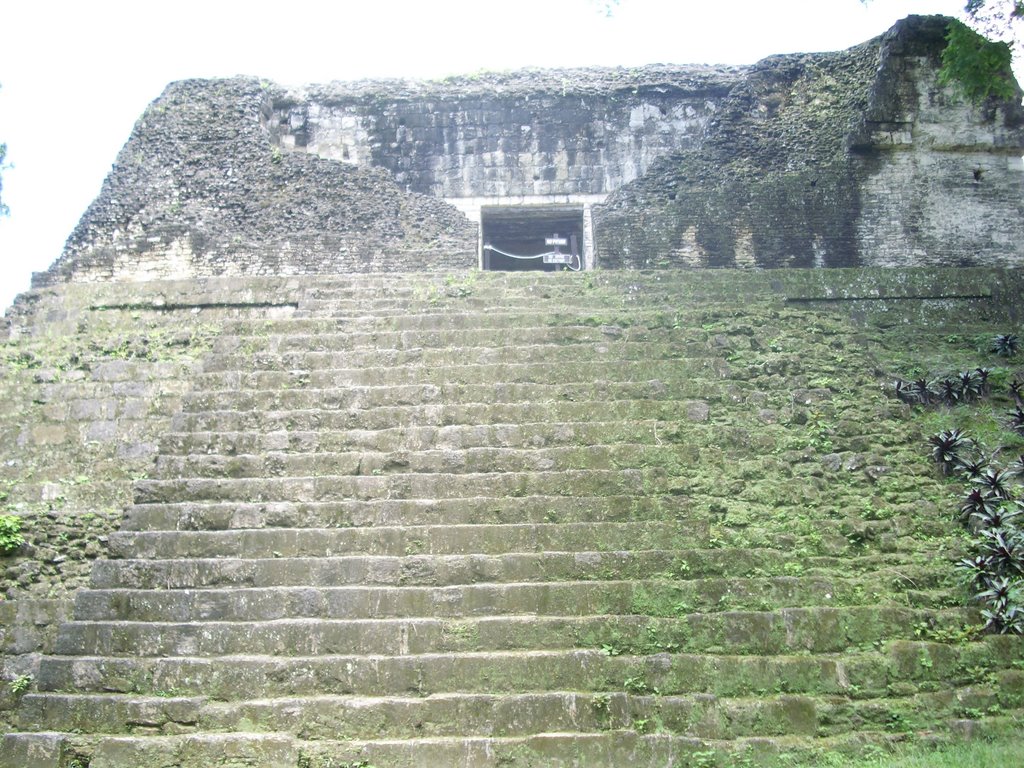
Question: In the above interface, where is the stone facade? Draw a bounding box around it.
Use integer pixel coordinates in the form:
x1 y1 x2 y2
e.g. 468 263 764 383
595 16 1024 269
32 15 1024 286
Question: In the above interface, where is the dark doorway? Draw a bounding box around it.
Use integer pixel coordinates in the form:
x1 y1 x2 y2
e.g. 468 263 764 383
481 206 585 271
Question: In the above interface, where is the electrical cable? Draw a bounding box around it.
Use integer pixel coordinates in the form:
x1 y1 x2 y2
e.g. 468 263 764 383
483 244 582 271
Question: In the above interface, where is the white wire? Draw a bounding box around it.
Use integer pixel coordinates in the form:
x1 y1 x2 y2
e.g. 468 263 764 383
484 244 583 271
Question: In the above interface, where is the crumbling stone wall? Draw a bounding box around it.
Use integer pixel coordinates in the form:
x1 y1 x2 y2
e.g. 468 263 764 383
594 16 1024 269
35 79 478 287
31 15 1024 286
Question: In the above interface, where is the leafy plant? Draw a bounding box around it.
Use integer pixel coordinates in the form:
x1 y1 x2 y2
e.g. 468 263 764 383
937 377 961 406
0 514 24 555
928 428 969 475
623 675 651 694
894 379 918 405
1011 378 1024 408
960 487 1001 526
940 19 1017 102
977 528 1024 577
992 333 1020 357
1008 406 1024 436
959 369 984 402
969 502 1022 532
912 378 935 405
1006 455 1024 482
955 453 989 481
9 674 32 695
976 576 1024 634
973 467 1014 499
957 553 992 589
975 367 992 397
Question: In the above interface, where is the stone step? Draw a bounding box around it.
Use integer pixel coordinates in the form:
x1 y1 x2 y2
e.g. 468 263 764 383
293 297 769 321
108 517 901 567
214 321 704 348
168 400 715 432
27 732 298 768
53 605 970 658
184 360 724 391
0 724 971 768
34 642 975 700
132 468 667 505
17 683 1004 743
287 269 769 296
87 548 780 590
280 730 916 768
217 689 1018 742
207 324 691 359
212 332 704 360
154 420 691 456
120 495 688 531
277 309 698 333
107 521 703 559
287 289 697 312
73 572 940 621
176 382 721 416
148 444 697 480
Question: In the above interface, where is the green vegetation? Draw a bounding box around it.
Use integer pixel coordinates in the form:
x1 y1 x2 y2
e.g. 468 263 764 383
824 736 1024 767
0 514 24 554
8 674 32 695
940 19 1017 102
886 321 1024 640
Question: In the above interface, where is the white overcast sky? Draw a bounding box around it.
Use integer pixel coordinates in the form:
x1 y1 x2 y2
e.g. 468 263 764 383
0 0 985 310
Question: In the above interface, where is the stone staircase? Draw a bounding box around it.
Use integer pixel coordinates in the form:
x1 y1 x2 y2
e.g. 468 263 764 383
4 271 1023 767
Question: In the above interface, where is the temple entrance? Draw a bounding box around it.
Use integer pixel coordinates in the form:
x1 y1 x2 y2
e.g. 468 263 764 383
481 206 585 271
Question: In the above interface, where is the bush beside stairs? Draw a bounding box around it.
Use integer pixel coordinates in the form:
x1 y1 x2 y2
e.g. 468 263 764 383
3 269 1024 768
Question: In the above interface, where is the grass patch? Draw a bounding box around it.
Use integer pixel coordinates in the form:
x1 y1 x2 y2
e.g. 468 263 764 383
834 736 1024 767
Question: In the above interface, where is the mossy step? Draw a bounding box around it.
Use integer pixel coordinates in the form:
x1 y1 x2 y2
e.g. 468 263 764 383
14 693 207 735
194 355 723 388
293 299 778 323
37 642 1010 700
120 495 689 531
20 683 1012 743
217 307 774 338
288 291 738 312
218 315 704 339
154 421 694 456
168 400 718 432
74 574 940 620
9 731 298 768
87 548 793 589
280 728 944 768
148 444 699 480
107 518 938 566
107 521 704 559
177 384 722 416
54 606 974 658
203 325 688 360
0 726 971 768
291 268 777 293
132 468 666 505
282 307 768 332
213 329 706 356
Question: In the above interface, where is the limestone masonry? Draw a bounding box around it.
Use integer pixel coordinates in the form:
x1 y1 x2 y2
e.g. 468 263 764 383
4 14 1024 768
34 15 1024 285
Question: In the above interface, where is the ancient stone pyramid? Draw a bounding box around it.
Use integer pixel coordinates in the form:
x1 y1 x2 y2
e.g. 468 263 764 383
2 268 1023 767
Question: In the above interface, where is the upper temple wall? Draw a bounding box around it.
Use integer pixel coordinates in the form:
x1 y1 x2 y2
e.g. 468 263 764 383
269 66 744 201
30 15 1024 286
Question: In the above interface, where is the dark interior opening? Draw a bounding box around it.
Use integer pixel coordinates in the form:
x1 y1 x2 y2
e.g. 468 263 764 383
481 206 584 271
